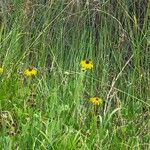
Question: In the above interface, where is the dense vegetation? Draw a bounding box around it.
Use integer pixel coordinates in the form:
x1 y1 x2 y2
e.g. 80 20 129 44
0 0 150 149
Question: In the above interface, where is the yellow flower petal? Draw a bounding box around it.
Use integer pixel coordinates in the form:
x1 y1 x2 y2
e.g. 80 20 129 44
0 68 3 74
24 68 37 77
90 97 103 106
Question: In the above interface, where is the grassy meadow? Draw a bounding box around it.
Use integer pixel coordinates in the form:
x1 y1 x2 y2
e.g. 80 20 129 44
0 0 150 149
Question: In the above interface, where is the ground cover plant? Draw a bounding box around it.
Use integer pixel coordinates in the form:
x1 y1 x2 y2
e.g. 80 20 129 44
0 0 150 149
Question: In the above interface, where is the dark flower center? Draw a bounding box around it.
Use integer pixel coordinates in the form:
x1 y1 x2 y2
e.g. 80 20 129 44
85 60 90 64
29 68 33 71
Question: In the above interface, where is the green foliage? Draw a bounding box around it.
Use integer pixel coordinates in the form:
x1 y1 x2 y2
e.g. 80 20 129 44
0 0 149 149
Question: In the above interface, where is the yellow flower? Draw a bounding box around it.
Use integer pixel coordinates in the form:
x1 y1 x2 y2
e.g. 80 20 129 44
80 60 93 70
90 97 103 106
24 67 37 77
0 67 3 74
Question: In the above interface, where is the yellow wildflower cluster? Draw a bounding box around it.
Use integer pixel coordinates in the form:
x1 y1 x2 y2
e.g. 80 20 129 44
90 97 103 106
80 60 103 106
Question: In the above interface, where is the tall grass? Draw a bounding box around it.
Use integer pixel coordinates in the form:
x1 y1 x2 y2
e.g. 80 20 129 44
0 0 150 149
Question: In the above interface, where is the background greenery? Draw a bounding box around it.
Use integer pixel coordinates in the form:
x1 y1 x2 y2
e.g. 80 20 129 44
0 0 150 149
